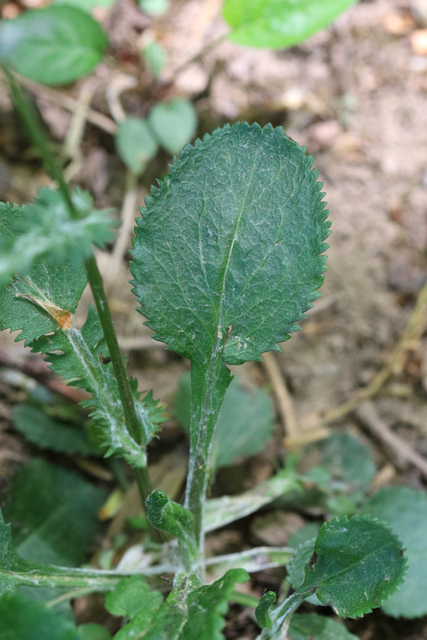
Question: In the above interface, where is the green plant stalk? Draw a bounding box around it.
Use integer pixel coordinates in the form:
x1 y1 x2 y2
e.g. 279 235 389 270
184 357 231 564
259 590 309 640
4 67 152 505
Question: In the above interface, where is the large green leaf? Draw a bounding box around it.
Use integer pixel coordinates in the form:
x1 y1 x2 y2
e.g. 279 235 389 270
223 0 357 49
0 592 79 640
3 459 106 567
288 614 358 640
0 6 108 85
359 487 427 618
175 372 274 469
132 122 329 367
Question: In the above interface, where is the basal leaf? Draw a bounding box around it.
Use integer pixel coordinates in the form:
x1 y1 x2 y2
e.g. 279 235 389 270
0 6 108 85
13 404 98 456
223 0 357 49
359 487 427 618
132 122 329 367
116 117 159 175
147 99 198 154
175 372 274 470
288 613 358 640
298 515 406 618
0 592 79 640
3 459 106 567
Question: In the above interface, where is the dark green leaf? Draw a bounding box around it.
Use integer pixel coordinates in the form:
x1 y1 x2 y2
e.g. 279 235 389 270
223 0 357 49
132 123 329 368
105 576 162 618
146 490 198 569
0 592 79 640
256 591 276 629
0 6 108 85
286 538 322 606
288 613 358 640
147 99 197 154
77 625 112 640
298 515 406 618
116 118 159 175
359 487 427 618
175 373 274 469
3 459 106 567
13 405 98 456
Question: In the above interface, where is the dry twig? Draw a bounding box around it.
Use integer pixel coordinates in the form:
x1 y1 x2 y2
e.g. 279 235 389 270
262 351 299 438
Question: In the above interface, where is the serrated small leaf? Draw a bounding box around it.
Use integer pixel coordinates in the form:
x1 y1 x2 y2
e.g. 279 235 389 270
146 490 198 569
0 6 108 84
13 404 98 456
147 99 198 154
288 613 358 640
0 592 79 640
359 487 427 618
256 591 276 629
223 0 357 49
298 515 406 618
176 373 274 470
132 123 329 368
116 117 159 174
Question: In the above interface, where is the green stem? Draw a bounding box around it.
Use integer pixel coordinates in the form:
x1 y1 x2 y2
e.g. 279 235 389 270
258 591 309 640
4 67 152 506
184 357 231 565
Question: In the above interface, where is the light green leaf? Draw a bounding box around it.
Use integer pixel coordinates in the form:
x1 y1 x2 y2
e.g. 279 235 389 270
77 625 111 640
0 592 79 640
132 122 329 368
0 188 114 289
116 117 159 175
175 373 274 469
139 0 170 17
54 0 115 11
13 405 98 456
142 41 167 77
146 490 198 569
0 6 108 85
256 591 276 629
223 0 357 49
147 99 198 154
3 459 106 567
205 467 301 532
288 614 358 640
298 516 406 618
359 487 427 618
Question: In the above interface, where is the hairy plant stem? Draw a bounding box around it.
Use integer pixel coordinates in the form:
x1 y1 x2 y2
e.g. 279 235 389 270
184 357 231 570
5 67 152 507
258 591 308 640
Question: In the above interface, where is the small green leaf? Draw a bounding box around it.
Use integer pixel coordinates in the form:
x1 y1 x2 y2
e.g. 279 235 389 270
105 576 163 618
147 99 198 154
77 625 112 640
223 0 357 49
116 117 159 175
298 515 406 618
146 490 198 569
139 0 170 17
3 459 106 567
132 123 329 367
288 613 358 640
54 0 115 11
13 405 98 456
143 41 167 77
256 591 276 629
176 373 274 469
359 487 427 618
0 6 108 85
0 593 79 640
286 539 322 606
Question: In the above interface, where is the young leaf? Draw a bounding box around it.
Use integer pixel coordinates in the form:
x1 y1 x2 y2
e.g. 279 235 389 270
0 6 108 85
0 592 79 640
176 372 274 469
3 459 106 567
0 188 115 288
116 117 159 175
288 613 358 640
105 576 163 639
256 591 276 629
204 467 301 532
359 487 427 618
147 99 198 154
13 404 98 456
297 515 406 618
223 0 357 49
146 490 198 568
